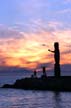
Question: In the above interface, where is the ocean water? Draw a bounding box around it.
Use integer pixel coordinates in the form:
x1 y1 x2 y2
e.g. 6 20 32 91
0 89 71 108
0 72 71 108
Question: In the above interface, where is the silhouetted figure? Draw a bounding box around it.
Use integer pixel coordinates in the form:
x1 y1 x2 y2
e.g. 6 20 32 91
48 42 61 77
34 70 37 78
41 66 47 78
31 70 37 78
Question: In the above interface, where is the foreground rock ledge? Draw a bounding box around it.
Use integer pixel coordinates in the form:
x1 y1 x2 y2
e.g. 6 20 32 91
2 76 71 91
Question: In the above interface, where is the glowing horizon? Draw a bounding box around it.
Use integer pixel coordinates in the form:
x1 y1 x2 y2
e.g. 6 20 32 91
0 0 71 71
0 28 71 70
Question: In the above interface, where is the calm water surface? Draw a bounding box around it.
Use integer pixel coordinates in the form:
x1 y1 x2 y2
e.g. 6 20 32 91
0 88 71 108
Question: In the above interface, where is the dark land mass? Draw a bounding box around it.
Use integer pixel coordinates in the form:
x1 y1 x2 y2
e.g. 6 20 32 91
2 76 71 91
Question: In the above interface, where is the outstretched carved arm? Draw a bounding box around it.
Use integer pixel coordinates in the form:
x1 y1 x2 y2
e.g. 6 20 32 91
48 49 54 53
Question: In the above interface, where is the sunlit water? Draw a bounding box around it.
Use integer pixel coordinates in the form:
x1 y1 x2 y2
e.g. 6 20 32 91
0 72 71 108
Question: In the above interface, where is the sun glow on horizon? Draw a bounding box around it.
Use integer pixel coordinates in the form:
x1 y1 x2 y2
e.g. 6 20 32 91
0 28 71 70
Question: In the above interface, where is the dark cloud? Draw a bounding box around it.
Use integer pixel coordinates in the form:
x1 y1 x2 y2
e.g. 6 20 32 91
0 66 32 73
36 62 53 69
62 50 71 54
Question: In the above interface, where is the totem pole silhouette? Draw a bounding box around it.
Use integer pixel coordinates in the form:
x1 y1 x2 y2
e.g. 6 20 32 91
48 42 61 77
42 66 47 77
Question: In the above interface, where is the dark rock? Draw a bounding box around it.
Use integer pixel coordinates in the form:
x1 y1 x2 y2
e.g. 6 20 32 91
2 76 71 91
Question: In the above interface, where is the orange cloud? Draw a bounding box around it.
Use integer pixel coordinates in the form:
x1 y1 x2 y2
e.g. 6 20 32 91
0 27 71 69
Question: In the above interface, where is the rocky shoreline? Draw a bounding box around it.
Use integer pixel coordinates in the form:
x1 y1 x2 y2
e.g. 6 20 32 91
2 76 71 91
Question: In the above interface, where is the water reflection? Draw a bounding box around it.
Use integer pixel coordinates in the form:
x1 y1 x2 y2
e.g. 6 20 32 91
0 89 71 108
53 92 63 108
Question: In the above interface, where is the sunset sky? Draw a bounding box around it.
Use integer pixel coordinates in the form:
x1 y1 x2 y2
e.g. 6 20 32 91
0 0 71 72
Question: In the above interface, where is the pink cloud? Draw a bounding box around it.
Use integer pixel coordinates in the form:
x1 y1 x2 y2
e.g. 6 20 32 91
0 25 71 69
